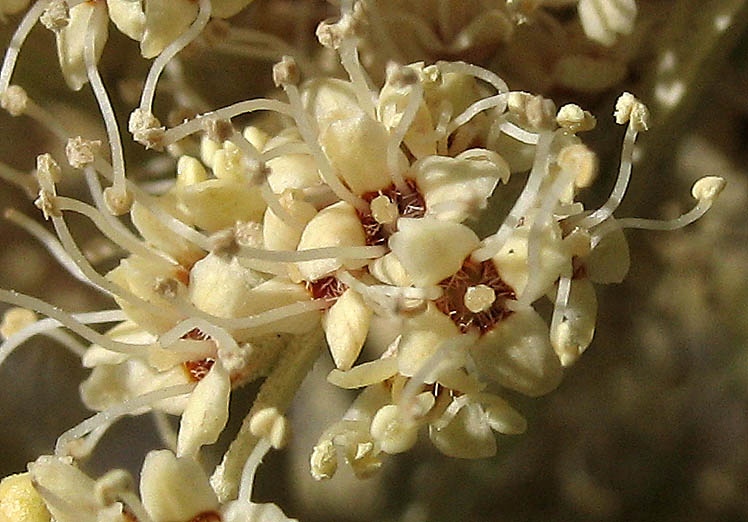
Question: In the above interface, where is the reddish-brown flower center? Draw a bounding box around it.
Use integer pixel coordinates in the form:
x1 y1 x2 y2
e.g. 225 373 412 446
435 259 515 334
306 276 347 307
358 180 426 245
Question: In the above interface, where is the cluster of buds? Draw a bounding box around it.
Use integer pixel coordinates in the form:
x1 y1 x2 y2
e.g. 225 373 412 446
0 0 725 521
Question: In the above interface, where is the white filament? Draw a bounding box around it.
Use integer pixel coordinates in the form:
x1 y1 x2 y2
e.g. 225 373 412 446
55 383 196 456
84 6 127 201
0 0 47 93
139 0 212 115
0 309 126 367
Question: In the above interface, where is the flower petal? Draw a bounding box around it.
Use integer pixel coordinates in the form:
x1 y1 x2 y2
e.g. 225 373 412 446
140 450 219 522
323 288 372 370
389 218 479 287
472 308 562 397
177 360 231 457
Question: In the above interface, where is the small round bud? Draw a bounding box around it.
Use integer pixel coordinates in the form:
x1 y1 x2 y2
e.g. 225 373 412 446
691 176 726 202
103 187 133 216
0 85 28 117
249 407 290 449
1 308 37 340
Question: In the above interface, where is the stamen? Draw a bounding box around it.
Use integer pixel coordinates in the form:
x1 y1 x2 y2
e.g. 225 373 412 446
0 309 126 367
550 271 572 346
237 244 386 263
277 64 368 212
591 176 725 245
520 160 578 307
94 159 212 250
399 332 478 424
4 207 90 286
55 195 175 270
139 0 212 116
447 94 508 134
84 6 130 214
386 69 422 192
436 61 509 93
54 383 196 456
577 124 639 229
0 0 47 94
0 289 150 356
472 130 554 262
339 37 377 119
163 98 293 146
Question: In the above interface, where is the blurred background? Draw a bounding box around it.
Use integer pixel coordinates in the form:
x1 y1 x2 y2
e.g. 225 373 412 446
1 1 747 521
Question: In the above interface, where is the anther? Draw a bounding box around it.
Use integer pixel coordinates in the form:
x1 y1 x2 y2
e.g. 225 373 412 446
103 186 134 216
272 56 299 87
40 0 70 32
691 176 726 202
0 85 28 117
128 108 166 150
0 307 37 340
65 136 102 169
614 92 650 131
556 104 596 133
202 117 234 144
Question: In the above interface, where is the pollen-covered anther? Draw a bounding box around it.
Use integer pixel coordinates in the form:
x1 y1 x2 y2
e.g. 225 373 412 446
103 186 134 216
249 407 290 449
65 136 102 169
310 439 337 481
272 56 299 87
201 117 234 144
0 307 37 340
316 6 364 50
464 284 496 314
691 176 726 202
614 92 650 131
128 108 166 150
94 469 133 507
556 104 596 133
0 85 28 117
40 0 70 32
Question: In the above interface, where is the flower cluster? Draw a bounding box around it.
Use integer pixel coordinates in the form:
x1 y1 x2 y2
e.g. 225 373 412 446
0 1 727 521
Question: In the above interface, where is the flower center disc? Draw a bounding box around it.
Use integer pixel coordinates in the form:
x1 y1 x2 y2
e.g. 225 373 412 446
435 259 516 334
